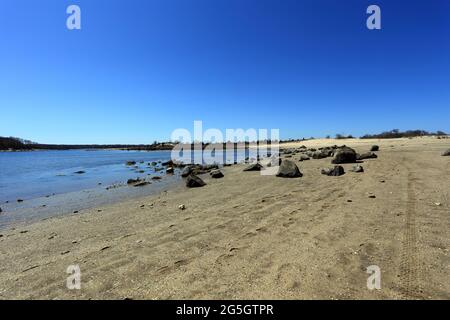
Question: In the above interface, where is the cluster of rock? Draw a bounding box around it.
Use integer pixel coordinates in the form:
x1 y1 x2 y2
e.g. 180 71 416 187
181 163 227 188
127 144 386 189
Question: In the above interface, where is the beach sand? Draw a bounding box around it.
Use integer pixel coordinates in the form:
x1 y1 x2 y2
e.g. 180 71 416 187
0 137 449 299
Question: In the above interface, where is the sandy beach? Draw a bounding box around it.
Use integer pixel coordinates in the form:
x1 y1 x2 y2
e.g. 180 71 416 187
0 137 449 299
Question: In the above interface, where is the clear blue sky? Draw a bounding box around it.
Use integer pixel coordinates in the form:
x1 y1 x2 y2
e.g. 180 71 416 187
1 0 449 144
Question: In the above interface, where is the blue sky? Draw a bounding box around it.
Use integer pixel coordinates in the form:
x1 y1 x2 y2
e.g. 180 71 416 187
1 0 449 144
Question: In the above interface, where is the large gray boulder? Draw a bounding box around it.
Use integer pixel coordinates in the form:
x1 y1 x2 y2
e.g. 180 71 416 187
276 160 302 178
332 147 357 164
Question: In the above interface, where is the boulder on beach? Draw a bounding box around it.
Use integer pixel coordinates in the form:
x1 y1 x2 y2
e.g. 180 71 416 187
181 166 193 177
442 149 450 156
266 157 281 167
186 175 206 188
321 165 345 176
351 165 364 173
210 169 224 178
312 150 331 159
299 155 310 161
332 147 357 164
370 145 380 152
276 160 302 178
357 152 378 160
243 163 263 171
166 167 174 174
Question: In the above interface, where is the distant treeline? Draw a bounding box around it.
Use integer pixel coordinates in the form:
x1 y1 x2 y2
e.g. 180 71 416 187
360 129 447 139
0 137 278 151
0 136 174 151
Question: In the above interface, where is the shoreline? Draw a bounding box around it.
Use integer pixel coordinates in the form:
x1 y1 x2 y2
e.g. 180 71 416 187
0 137 449 299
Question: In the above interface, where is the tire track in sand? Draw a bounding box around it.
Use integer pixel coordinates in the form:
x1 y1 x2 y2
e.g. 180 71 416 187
398 170 422 299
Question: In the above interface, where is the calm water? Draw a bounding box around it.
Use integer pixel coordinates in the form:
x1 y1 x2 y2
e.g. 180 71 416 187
0 149 173 202
0 148 264 228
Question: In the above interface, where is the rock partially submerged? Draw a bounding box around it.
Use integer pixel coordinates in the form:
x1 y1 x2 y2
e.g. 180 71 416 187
442 149 450 156
127 178 150 187
276 160 302 178
321 165 345 176
243 163 263 172
74 170 85 174
126 161 136 166
186 175 206 188
332 147 357 164
127 178 141 185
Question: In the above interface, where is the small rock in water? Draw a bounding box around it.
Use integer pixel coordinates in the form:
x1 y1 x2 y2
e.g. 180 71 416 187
179 204 186 210
151 176 162 180
73 210 79 213
17 199 23 203
0 207 2 213
186 175 206 188
127 178 141 185
74 171 86 174
210 169 224 178
126 161 136 166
